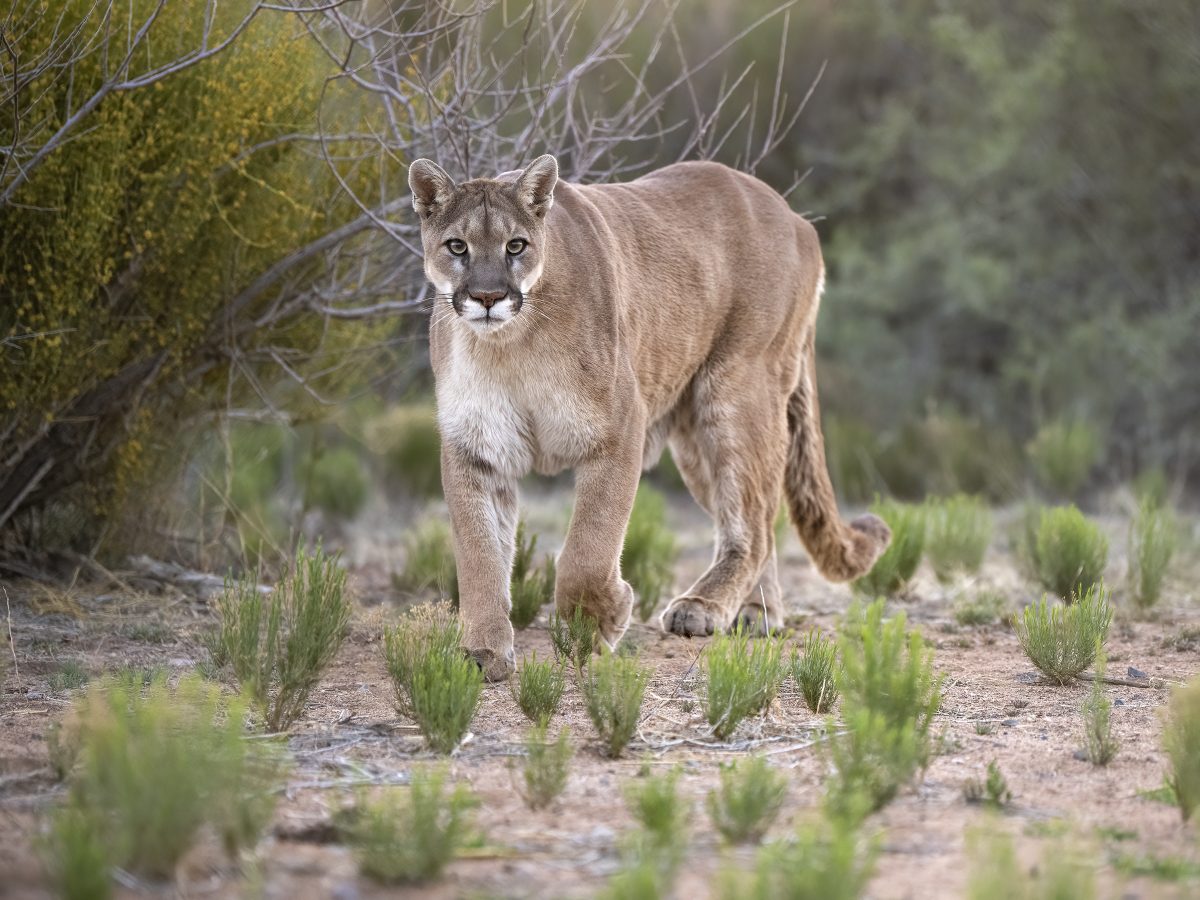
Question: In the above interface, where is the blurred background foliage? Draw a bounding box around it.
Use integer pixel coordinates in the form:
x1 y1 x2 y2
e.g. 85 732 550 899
1 0 1196 566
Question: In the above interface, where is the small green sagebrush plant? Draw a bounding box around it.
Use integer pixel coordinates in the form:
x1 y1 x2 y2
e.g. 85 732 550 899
1027 419 1100 499
1032 505 1108 601
364 403 442 499
383 602 482 752
707 755 788 845
953 589 1009 627
393 517 458 599
966 826 1096 900
703 627 786 740
519 724 573 810
1014 586 1113 685
622 484 679 622
346 768 478 884
925 494 992 582
42 806 111 900
625 767 689 876
510 652 567 726
581 650 649 757
1128 497 1177 609
48 660 89 692
301 445 368 520
1163 676 1200 821
853 498 925 597
827 600 943 819
42 675 285 882
510 520 556 629
1081 647 1118 765
215 543 350 731
600 767 689 900
718 812 877 900
963 760 1012 807
791 629 840 714
550 605 599 673
383 601 460 718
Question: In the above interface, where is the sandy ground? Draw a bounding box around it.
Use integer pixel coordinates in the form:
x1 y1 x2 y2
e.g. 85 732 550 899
1 491 1198 899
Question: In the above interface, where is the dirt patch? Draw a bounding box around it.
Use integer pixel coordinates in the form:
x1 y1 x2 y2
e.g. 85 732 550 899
2 503 1198 898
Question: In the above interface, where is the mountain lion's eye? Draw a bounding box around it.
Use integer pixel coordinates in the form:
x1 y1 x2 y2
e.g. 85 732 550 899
506 238 528 255
446 239 467 256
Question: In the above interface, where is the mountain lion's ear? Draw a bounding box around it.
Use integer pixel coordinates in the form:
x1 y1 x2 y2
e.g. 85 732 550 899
409 159 456 219
515 154 558 219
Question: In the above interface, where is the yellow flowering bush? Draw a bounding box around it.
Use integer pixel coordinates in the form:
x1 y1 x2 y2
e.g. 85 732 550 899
0 1 393 543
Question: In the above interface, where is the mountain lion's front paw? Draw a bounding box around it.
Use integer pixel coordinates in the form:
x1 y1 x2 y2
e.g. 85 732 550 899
466 645 515 681
462 617 516 681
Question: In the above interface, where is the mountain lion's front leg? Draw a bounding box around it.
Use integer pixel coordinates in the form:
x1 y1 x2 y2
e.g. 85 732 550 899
555 416 644 651
442 447 519 681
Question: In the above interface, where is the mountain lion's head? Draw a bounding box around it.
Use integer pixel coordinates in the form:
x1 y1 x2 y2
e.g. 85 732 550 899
409 155 558 336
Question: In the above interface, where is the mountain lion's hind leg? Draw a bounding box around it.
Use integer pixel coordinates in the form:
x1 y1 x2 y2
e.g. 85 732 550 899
661 368 788 637
734 543 786 635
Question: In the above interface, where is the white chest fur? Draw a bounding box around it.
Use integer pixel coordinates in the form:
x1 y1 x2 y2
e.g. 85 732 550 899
436 333 599 478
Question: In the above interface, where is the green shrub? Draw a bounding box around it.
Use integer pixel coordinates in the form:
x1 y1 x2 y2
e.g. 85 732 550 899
41 805 112 900
719 813 877 900
550 606 599 673
707 756 788 845
625 767 689 875
1015 501 1045 580
44 675 284 880
1163 676 1200 821
519 724 573 811
364 404 443 499
49 660 90 692
510 652 566 726
581 651 649 758
827 600 943 818
346 769 477 884
382 601 460 719
1033 505 1108 600
384 603 481 753
394 518 459 600
953 590 1009 626
1133 467 1170 510
1082 648 1118 766
925 494 992 581
791 630 840 714
622 484 678 622
1027 420 1100 499
1128 498 1177 608
1014 586 1113 685
510 520 556 629
302 445 368 520
0 1 382 540
601 862 664 900
963 760 1012 807
853 499 925 597
966 827 1096 900
703 628 786 739
214 544 351 731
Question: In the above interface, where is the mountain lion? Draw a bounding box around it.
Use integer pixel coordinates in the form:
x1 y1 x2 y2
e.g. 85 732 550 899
409 155 890 680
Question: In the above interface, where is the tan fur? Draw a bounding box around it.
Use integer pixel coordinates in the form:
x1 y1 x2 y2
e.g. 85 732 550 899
409 155 890 679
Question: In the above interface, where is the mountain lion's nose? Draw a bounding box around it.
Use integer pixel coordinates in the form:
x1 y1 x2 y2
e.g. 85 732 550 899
469 288 507 309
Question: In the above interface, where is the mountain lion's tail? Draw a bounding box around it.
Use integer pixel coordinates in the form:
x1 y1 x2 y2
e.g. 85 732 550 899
783 315 891 583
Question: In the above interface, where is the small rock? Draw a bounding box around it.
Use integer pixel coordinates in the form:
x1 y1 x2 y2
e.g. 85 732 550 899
331 883 359 900
1002 718 1019 727
1127 666 1148 680
1072 749 1088 761
1114 698 1125 706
